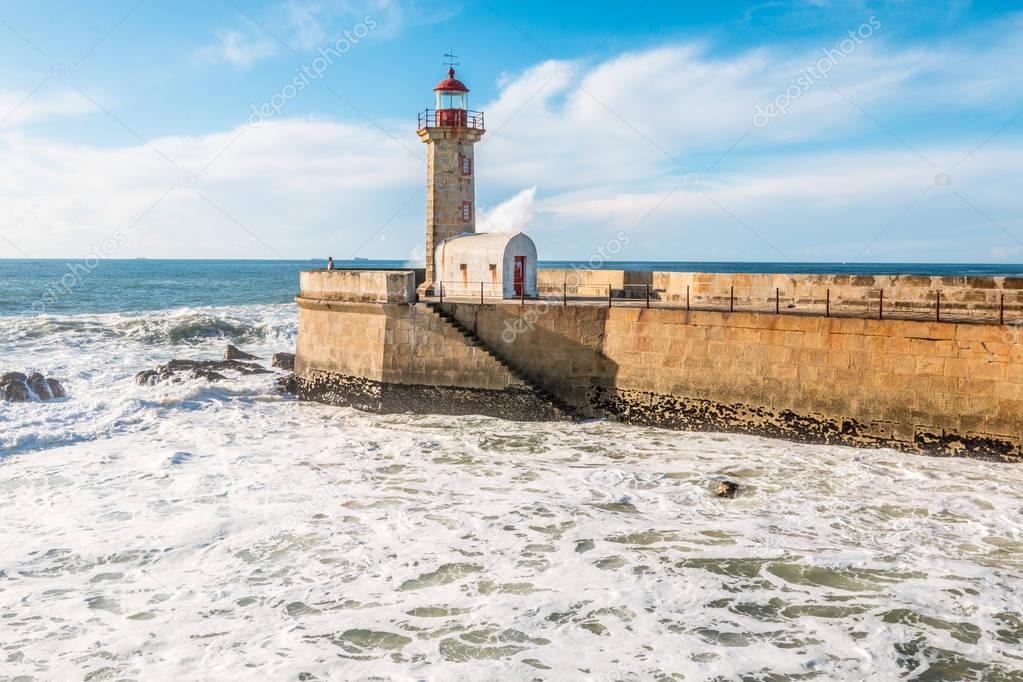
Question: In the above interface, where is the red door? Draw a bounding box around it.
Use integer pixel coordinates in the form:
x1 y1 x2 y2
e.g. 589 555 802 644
514 256 526 297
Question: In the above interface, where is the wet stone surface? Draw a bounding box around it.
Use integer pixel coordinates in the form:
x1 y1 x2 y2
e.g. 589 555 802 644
135 359 272 386
1 371 66 402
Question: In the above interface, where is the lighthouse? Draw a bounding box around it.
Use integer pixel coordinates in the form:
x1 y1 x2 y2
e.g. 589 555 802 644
417 63 486 296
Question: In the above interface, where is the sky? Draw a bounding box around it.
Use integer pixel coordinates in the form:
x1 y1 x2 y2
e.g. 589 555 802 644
1 0 1022 263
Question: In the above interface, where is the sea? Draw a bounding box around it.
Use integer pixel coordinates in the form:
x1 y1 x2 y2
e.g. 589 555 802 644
2 259 1022 680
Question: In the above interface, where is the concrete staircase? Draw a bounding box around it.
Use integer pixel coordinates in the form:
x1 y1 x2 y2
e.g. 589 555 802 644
423 302 578 419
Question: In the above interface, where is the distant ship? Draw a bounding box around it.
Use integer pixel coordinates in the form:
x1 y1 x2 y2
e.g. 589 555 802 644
353 257 369 262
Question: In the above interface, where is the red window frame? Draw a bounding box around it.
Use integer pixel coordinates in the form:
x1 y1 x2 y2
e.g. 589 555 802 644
461 201 472 223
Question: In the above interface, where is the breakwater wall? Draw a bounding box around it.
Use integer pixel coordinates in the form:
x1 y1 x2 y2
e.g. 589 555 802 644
537 269 1023 320
294 271 563 420
295 270 1023 461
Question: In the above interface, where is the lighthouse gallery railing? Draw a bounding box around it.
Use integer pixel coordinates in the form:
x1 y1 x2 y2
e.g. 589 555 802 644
418 109 485 130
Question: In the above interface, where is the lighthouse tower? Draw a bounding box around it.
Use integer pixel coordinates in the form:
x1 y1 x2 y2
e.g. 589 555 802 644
417 63 485 296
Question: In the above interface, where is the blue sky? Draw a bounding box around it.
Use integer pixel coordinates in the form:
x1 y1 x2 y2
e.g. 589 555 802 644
1 0 1022 262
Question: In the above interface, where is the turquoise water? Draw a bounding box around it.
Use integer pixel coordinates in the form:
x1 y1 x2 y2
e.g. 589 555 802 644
0 259 403 316
3 259 1022 316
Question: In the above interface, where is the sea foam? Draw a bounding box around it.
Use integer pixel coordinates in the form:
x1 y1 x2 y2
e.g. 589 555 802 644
1 304 1022 680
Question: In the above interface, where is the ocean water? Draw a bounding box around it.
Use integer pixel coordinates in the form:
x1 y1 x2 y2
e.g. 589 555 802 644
4 259 1023 317
2 261 1023 680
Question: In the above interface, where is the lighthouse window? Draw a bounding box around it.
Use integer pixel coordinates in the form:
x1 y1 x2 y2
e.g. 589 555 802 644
438 91 466 110
461 201 472 222
460 154 472 176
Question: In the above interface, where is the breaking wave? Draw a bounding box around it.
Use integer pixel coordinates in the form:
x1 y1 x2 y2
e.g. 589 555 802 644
0 303 296 457
0 304 296 347
114 309 292 346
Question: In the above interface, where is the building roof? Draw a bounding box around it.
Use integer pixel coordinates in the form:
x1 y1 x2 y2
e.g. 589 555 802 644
438 231 535 254
434 67 469 93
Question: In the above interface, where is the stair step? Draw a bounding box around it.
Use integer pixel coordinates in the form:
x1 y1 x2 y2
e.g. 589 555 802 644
424 302 576 418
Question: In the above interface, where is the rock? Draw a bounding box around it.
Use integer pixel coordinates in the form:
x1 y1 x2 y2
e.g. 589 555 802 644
1 371 27 385
135 370 161 387
272 352 295 371
277 374 298 394
135 359 271 386
225 344 259 361
715 481 740 499
46 378 66 398
27 372 51 400
2 381 30 402
1 371 65 402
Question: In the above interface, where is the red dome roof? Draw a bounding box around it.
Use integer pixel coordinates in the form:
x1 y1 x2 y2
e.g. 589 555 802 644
434 67 469 93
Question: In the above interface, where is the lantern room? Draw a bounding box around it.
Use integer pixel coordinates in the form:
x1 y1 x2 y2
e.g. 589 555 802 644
417 66 486 130
427 68 470 129
435 67 469 111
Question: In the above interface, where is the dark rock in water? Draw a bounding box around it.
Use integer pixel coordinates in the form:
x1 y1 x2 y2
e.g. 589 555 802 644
1 371 66 402
225 344 259 361
277 374 299 395
290 372 568 421
1 371 27 385
2 380 30 402
272 352 296 371
46 378 66 398
715 481 740 499
27 373 51 400
135 367 227 386
135 359 271 386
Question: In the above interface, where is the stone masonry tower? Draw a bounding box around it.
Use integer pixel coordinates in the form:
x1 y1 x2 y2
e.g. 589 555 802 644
417 65 485 296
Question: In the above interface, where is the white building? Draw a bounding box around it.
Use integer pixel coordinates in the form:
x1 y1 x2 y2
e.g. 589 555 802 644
435 232 538 299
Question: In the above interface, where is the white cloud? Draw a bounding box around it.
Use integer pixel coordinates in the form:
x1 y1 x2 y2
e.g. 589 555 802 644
0 118 423 259
0 87 98 127
195 30 279 68
478 187 536 234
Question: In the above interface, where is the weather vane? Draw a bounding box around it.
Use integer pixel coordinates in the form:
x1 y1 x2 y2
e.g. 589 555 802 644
444 51 460 70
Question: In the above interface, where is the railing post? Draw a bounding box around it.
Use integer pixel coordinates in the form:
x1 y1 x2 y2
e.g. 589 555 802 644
879 289 884 320
729 286 734 313
439 281 444 304
1000 293 1005 325
686 285 690 311
936 291 941 322
826 289 830 317
564 281 567 307
521 283 525 306
775 288 780 315
608 284 612 308
480 281 484 305
646 284 650 309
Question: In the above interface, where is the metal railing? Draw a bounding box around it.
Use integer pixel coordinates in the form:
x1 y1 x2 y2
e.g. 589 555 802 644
434 281 507 305
417 109 485 130
425 280 1023 326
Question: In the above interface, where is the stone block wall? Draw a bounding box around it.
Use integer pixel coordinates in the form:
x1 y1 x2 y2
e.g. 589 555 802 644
444 303 1022 459
536 268 1023 317
295 300 518 391
445 303 612 407
300 270 416 304
652 272 1023 317
381 304 522 391
419 126 484 293
294 282 562 420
